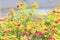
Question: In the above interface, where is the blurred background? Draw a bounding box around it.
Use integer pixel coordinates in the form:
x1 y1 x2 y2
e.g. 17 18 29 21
0 0 59 17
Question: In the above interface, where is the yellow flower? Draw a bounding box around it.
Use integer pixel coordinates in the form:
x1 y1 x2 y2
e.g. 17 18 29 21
11 35 18 40
20 36 24 40
11 35 16 38
9 8 16 14
53 35 60 40
51 23 56 27
32 2 39 8
20 36 27 40
23 36 27 40
12 37 18 40
55 7 60 11
12 21 17 26
40 25 47 31
17 2 24 8
27 26 32 30
30 29 35 34
19 10 25 13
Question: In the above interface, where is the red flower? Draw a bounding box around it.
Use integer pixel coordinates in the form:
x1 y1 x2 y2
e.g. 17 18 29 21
17 23 21 27
39 32 44 37
52 30 57 34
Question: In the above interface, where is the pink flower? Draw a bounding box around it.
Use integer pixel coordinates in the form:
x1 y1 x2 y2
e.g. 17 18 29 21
23 32 28 36
35 30 39 34
52 30 57 34
0 19 3 22
39 32 44 37
28 37 32 40
55 20 59 24
45 28 49 31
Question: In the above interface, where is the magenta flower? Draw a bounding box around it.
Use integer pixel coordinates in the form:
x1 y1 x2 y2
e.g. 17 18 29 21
28 37 32 40
39 32 44 37
23 32 28 36
17 23 21 27
45 28 49 31
35 30 39 34
55 20 59 24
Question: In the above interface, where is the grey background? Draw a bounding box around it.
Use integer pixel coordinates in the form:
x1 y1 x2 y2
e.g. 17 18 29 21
0 0 59 8
0 0 59 17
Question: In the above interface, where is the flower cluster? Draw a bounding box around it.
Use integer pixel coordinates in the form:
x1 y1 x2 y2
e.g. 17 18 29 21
0 2 60 40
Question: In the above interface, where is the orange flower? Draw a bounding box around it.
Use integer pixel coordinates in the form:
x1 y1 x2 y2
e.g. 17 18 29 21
13 38 18 40
4 37 9 40
18 2 24 6
17 2 25 8
4 29 9 34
